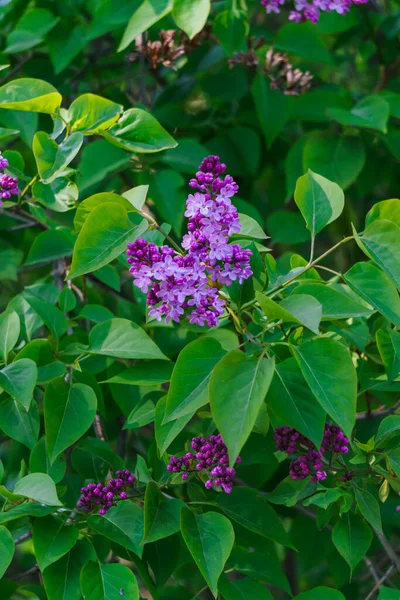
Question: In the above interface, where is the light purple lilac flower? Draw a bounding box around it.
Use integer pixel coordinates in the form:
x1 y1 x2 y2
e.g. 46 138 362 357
261 0 367 23
167 433 241 494
274 423 349 482
0 151 18 207
127 156 252 328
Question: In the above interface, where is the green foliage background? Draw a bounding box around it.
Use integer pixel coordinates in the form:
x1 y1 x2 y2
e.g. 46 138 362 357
1 0 400 599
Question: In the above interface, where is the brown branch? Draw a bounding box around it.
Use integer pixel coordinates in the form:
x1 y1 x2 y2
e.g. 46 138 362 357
356 399 400 421
365 565 395 600
93 414 106 441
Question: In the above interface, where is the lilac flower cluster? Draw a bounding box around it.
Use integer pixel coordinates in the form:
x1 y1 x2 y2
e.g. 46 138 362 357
167 433 241 494
274 423 349 482
261 0 367 23
127 156 252 327
77 469 135 515
0 152 18 206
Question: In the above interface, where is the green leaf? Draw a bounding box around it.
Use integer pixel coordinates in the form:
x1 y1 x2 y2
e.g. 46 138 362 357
353 486 382 533
217 487 291 547
267 211 310 245
332 514 372 573
294 589 345 600
292 337 357 438
328 95 389 133
251 72 291 148
0 78 62 113
378 588 400 600
74 192 137 233
172 0 210 38
125 394 156 429
387 448 400 478
33 179 78 213
290 282 373 319
375 416 400 449
0 358 37 410
30 436 66 484
102 361 173 385
81 562 140 600
119 0 173 52
0 503 55 525
155 396 192 455
219 575 274 600
87 318 168 360
365 199 400 228
358 219 400 289
236 214 268 240
267 357 325 448
33 131 83 183
44 378 97 464
164 338 225 422
0 397 39 449
71 437 124 480
14 473 62 506
344 261 400 328
143 481 185 543
43 539 96 600
123 184 149 210
213 10 248 55
294 170 344 237
22 293 69 339
377 329 400 381
68 93 122 133
103 108 177 153
25 228 75 265
33 516 78 571
181 508 234 598
0 526 14 578
4 9 59 53
0 309 20 363
48 24 86 74
302 132 365 190
256 291 322 334
68 203 148 279
210 351 275 466
229 542 290 593
88 502 144 557
275 22 332 63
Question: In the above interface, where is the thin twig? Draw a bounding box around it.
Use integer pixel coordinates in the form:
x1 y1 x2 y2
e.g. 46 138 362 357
14 531 32 544
365 565 395 600
373 528 400 574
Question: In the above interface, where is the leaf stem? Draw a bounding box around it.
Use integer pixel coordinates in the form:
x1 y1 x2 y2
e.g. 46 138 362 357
267 235 354 297
18 174 39 206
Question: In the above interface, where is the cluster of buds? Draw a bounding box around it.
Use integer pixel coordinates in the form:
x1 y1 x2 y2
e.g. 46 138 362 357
274 423 350 482
265 48 313 95
167 433 241 494
77 469 135 515
261 0 368 24
0 151 18 206
131 26 212 71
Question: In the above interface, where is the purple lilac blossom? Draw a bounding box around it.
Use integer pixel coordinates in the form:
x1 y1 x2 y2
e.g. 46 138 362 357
127 155 252 328
0 152 18 207
167 433 241 494
261 0 367 23
274 423 350 482
77 469 135 515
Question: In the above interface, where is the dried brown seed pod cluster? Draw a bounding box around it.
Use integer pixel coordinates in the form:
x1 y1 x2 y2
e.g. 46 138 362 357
229 40 313 96
131 26 212 71
265 48 313 96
